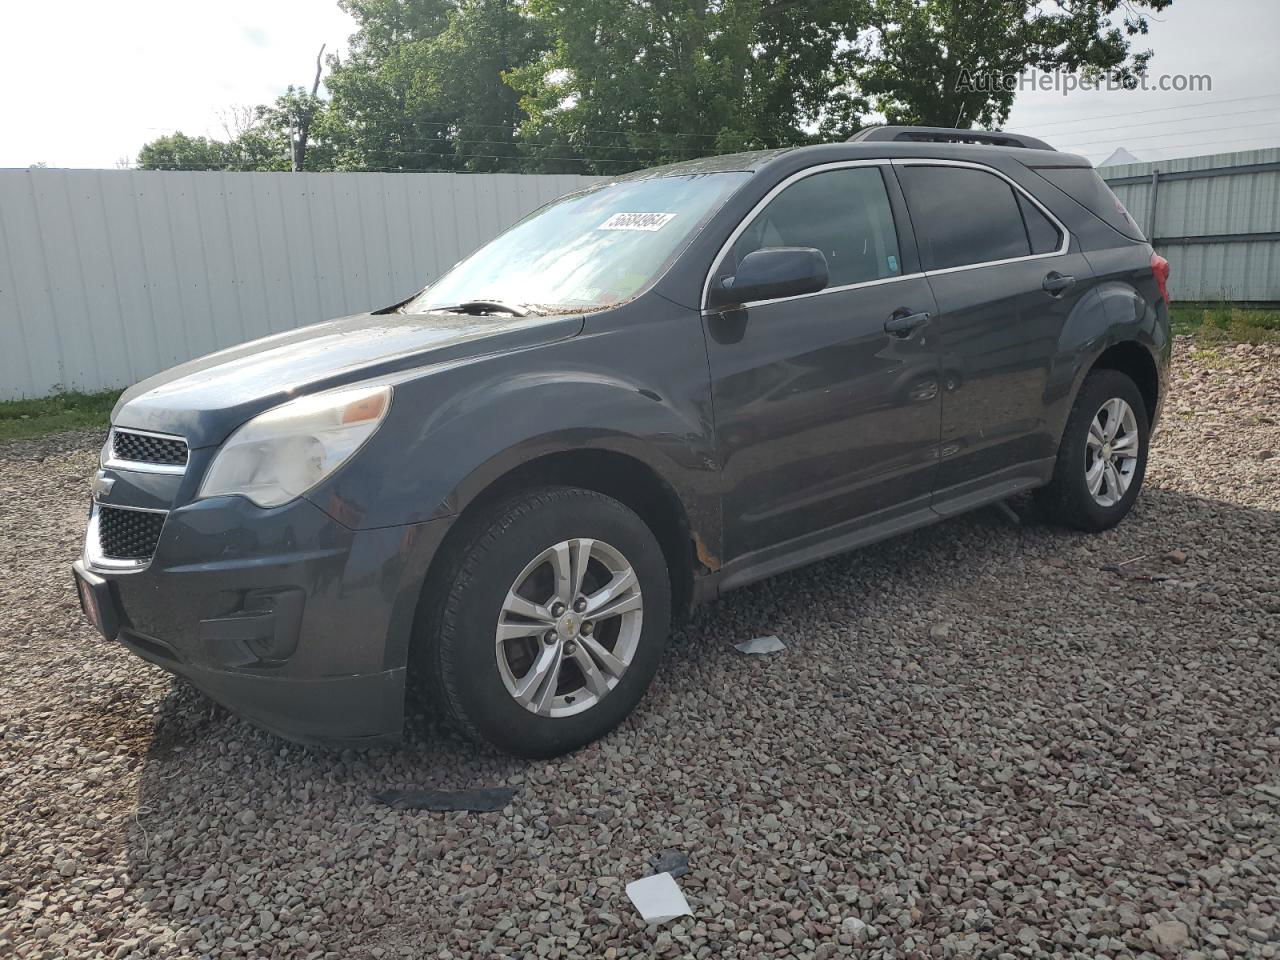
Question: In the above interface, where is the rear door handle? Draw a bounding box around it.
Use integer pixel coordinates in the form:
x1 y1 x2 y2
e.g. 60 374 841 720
884 310 930 338
1042 271 1076 295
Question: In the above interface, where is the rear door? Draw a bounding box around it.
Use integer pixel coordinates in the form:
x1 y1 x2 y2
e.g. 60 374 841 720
703 161 942 566
894 160 1096 512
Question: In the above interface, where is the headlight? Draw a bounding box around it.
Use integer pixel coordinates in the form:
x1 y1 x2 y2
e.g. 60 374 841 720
198 384 392 508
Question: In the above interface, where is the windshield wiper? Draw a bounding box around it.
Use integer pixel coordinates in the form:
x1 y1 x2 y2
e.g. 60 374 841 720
432 299 534 317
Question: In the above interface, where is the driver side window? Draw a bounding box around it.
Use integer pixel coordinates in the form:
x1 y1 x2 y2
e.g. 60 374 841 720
724 166 903 289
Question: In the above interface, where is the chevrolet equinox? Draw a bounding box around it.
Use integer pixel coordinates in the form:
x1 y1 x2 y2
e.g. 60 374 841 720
74 125 1171 757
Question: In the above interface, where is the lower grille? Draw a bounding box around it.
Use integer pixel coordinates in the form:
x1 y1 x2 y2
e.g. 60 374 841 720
97 506 166 561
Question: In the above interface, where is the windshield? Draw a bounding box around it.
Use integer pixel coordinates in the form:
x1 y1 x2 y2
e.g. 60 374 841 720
405 172 750 314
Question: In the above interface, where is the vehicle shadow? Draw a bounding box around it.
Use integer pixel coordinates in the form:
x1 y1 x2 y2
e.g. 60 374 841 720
119 483 1279 955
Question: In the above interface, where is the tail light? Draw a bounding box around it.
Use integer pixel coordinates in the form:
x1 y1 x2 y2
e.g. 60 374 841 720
1151 252 1170 304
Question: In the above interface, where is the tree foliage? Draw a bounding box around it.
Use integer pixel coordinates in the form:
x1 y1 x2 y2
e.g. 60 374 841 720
508 0 869 172
136 91 332 172
135 0 1177 173
136 133 237 171
322 0 544 171
857 0 1176 129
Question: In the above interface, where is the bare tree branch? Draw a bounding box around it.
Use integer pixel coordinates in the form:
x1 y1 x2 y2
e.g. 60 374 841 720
220 105 258 142
311 43 327 98
294 44 328 172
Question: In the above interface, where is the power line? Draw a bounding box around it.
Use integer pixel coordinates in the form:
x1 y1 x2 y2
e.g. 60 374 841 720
140 149 674 172
145 119 746 142
1057 120 1280 150
139 135 725 171
350 144 711 163
1025 105 1280 143
1017 92 1280 132
345 133 753 155
1059 132 1280 156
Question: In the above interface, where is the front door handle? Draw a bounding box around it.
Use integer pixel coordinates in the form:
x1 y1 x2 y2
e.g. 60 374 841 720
1042 271 1076 295
884 310 930 338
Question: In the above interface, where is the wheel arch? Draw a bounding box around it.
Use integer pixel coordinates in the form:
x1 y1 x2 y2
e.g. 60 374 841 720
1048 336 1161 452
416 444 707 657
1089 339 1160 424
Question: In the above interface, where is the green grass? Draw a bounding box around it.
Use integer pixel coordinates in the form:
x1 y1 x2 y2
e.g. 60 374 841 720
1169 302 1280 344
0 389 120 442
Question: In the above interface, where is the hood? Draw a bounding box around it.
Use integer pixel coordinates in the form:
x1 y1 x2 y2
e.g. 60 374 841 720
113 310 584 448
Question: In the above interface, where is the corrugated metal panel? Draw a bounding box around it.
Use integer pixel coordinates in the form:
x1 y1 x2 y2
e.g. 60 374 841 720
1099 147 1280 302
9 157 1275 400
0 169 602 400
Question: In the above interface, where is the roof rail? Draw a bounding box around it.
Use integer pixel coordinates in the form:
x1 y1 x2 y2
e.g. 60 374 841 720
847 125 1056 152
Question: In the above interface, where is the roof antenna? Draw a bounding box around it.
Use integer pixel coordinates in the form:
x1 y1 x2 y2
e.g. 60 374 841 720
953 101 966 129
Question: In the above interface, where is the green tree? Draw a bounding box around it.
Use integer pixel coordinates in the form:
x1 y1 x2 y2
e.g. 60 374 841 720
858 0 1176 129
253 45 332 171
136 123 290 172
428 0 548 171
136 52 335 172
508 0 869 174
136 133 235 171
511 0 1177 171
137 0 1179 174
255 86 336 171
323 0 543 171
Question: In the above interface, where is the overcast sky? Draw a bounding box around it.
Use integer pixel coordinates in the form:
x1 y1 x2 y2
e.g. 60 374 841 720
2 0 358 169
2 0 1277 169
1005 0 1280 164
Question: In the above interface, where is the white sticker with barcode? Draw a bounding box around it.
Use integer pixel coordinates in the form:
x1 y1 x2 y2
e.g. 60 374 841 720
598 212 677 232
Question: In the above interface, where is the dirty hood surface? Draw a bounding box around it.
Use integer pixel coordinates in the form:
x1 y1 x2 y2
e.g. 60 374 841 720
113 310 584 448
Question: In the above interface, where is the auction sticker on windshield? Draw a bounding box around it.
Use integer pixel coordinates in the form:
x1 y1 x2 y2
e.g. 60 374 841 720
598 212 677 231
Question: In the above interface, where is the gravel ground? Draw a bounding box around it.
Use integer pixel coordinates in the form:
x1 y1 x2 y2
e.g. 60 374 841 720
2 339 1278 960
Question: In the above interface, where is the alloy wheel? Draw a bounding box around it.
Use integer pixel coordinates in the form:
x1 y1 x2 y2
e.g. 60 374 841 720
494 538 643 717
1085 397 1140 507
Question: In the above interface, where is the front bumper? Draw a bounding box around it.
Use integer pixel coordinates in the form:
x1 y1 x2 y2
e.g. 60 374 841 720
75 495 450 744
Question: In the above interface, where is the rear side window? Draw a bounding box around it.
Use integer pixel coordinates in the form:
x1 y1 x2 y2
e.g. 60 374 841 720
1032 165 1145 241
898 166 1032 270
726 167 903 287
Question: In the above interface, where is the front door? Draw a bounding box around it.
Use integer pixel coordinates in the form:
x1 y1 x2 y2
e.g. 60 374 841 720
703 163 942 568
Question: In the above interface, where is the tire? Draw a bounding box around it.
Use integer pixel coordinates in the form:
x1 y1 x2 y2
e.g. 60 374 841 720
420 486 672 757
1035 369 1150 532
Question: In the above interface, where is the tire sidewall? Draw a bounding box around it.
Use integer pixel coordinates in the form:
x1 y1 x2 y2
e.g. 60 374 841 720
1059 370 1151 530
439 489 671 757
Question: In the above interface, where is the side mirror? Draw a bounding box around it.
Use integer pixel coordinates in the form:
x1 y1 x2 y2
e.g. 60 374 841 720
708 246 829 309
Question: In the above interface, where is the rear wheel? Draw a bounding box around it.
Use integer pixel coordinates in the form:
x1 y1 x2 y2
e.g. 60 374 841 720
421 486 671 757
1036 369 1150 532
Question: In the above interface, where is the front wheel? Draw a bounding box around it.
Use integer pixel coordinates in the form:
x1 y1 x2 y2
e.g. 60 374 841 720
421 486 672 757
1035 369 1150 532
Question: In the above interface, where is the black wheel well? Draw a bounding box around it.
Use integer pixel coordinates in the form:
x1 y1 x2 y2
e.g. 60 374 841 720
429 450 698 621
1091 341 1159 421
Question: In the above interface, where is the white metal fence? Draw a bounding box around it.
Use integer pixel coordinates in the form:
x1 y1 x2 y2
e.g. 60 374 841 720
0 169 600 401
6 153 1277 401
1099 147 1280 302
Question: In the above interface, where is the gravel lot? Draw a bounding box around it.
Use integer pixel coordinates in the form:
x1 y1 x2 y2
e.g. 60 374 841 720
2 339 1278 960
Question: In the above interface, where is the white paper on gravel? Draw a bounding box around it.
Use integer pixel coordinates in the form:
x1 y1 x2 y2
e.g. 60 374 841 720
733 635 786 655
625 872 693 924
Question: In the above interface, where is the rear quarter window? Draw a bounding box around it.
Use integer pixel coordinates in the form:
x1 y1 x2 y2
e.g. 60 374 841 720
1016 192 1063 255
1032 165 1146 241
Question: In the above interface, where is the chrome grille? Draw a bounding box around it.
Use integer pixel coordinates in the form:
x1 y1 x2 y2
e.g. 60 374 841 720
111 429 188 467
97 506 166 561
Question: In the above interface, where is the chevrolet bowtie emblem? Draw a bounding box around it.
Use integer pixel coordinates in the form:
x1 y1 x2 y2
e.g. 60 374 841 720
93 472 115 501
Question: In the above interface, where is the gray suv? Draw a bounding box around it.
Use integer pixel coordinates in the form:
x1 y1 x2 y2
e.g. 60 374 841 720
73 125 1171 757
